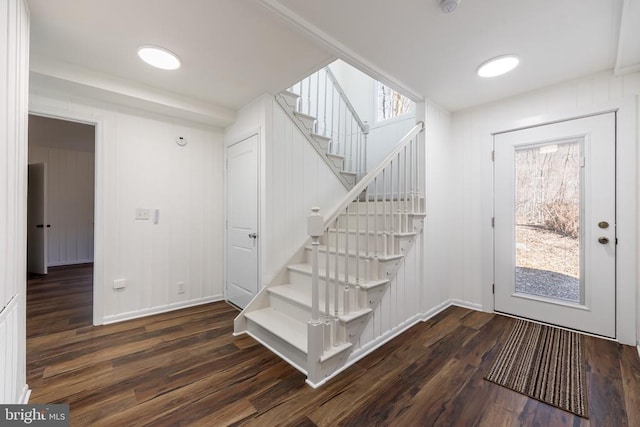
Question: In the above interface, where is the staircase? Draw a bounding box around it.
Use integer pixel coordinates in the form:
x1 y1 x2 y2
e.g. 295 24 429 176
234 122 425 387
276 67 369 190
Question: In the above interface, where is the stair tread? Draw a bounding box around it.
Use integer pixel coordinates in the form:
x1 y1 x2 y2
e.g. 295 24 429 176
311 132 331 142
326 152 344 160
269 283 373 322
245 307 307 353
293 111 316 121
340 170 357 177
281 90 299 99
304 244 404 261
288 264 389 289
328 228 416 237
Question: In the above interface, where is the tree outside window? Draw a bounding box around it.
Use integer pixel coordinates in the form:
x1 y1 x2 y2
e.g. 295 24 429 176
376 83 411 121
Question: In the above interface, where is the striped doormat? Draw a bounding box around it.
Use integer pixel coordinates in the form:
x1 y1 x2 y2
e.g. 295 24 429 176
484 319 589 418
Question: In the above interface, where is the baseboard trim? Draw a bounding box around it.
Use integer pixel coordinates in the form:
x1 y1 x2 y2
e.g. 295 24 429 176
19 385 31 404
449 299 484 312
306 299 461 389
102 295 224 324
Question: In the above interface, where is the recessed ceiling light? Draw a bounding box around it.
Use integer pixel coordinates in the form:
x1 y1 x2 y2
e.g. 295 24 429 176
477 55 519 78
137 46 181 70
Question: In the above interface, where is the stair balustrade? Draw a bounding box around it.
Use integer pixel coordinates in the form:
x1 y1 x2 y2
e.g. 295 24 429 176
289 67 369 178
306 121 424 382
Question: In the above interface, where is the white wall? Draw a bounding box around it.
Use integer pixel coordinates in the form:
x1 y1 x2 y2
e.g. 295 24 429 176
29 145 95 266
329 60 417 171
450 70 640 345
29 87 225 324
0 0 29 404
225 95 348 288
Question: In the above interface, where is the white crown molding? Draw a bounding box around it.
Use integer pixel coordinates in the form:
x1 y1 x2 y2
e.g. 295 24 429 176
614 0 640 76
255 0 425 103
30 54 236 127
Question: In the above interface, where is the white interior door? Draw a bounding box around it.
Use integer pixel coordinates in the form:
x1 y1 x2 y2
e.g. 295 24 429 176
226 134 259 309
494 113 615 338
27 162 48 275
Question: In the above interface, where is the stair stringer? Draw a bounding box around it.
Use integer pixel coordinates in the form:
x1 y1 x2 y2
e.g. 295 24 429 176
275 92 355 190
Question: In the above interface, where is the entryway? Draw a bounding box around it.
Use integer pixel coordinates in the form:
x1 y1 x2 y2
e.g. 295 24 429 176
493 112 615 338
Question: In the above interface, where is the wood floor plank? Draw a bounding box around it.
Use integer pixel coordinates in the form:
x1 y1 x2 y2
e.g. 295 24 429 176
27 265 640 426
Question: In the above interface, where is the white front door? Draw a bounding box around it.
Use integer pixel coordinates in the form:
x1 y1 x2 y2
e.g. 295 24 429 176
226 134 259 309
494 113 616 338
27 162 48 275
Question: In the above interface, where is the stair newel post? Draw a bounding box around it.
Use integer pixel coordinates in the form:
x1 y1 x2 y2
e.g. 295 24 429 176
307 207 325 385
308 207 323 323
343 205 350 316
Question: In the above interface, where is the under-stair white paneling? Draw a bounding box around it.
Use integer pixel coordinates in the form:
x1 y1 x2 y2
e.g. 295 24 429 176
0 0 29 404
29 89 225 323
29 146 95 266
450 70 640 344
266 98 347 283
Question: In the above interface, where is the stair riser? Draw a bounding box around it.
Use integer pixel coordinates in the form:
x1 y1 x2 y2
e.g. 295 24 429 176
326 230 404 255
349 200 412 211
337 213 417 230
270 293 312 324
246 320 308 371
305 248 376 278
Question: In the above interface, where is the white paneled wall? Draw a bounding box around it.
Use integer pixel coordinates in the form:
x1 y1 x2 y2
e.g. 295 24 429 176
266 97 348 282
29 146 95 266
225 95 348 287
0 0 29 404
29 89 225 324
450 70 640 344
366 116 416 171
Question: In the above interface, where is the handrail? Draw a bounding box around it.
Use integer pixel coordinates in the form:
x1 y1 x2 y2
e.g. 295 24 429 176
323 121 424 229
324 67 368 133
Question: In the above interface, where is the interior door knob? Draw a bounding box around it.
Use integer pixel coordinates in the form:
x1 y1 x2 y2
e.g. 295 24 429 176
598 236 609 244
248 233 257 239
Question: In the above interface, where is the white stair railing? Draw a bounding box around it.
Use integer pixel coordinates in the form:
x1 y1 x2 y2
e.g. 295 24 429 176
289 67 369 178
306 122 424 377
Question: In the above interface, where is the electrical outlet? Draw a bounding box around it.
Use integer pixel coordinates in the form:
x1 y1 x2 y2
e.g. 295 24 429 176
177 282 185 294
113 279 127 289
135 208 150 220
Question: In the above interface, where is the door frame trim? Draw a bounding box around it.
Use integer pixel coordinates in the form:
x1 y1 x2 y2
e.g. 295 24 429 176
224 130 262 304
480 97 637 345
28 109 103 325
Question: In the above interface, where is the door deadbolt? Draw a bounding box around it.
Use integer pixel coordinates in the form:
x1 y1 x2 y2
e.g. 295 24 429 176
598 236 609 244
598 221 609 229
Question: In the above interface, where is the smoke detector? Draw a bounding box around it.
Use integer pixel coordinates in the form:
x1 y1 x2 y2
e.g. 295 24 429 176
440 0 460 13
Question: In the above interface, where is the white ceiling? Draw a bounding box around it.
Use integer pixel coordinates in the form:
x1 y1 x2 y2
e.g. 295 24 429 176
27 0 638 121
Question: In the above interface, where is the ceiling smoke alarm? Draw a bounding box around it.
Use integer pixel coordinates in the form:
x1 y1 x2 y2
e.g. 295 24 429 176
440 0 460 13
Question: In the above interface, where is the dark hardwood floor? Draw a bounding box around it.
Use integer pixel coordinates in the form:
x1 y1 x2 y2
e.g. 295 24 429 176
27 265 640 426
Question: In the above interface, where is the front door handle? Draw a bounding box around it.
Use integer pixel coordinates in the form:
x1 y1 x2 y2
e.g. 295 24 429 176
248 233 258 239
